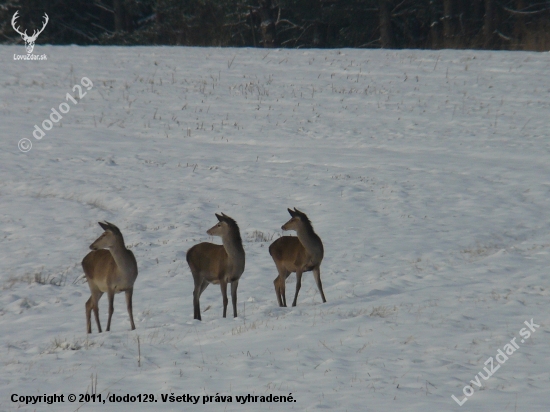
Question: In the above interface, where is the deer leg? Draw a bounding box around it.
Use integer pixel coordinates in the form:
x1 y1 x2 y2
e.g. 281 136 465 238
274 267 289 307
313 266 326 303
273 277 283 307
220 279 229 318
87 288 103 333
273 276 282 307
230 280 239 318
125 288 136 330
93 293 103 333
192 278 203 321
85 296 93 334
280 273 288 307
292 271 303 307
106 290 115 332
199 279 209 297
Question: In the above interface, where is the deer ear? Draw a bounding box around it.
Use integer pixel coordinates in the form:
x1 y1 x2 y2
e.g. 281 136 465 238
104 221 121 234
287 208 295 217
215 213 223 222
98 221 109 231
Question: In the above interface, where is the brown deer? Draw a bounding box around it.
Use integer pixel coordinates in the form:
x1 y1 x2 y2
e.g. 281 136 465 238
187 213 245 320
269 208 326 307
82 222 138 333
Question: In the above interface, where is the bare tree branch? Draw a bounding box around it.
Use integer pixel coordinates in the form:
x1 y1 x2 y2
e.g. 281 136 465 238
495 29 512 41
499 1 550 15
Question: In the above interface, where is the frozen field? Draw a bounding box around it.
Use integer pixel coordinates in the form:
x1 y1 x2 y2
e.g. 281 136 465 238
0 45 549 411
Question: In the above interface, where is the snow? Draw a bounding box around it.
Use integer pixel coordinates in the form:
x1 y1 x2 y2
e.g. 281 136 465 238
1 45 549 411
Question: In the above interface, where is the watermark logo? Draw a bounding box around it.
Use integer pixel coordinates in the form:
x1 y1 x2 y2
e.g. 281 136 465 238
18 77 93 152
451 318 540 406
12 10 48 60
18 138 32 153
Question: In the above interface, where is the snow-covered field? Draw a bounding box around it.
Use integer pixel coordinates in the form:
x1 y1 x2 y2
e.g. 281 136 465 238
1 45 549 411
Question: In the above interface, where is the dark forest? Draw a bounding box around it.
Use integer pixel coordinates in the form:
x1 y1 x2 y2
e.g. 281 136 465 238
2 0 550 50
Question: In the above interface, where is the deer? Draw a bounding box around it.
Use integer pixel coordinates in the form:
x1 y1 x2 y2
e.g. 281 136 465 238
11 11 49 54
187 213 245 321
269 208 326 307
82 221 138 333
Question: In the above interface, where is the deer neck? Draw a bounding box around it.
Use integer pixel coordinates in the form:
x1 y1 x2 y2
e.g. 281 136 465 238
295 225 324 263
109 241 137 276
222 232 245 271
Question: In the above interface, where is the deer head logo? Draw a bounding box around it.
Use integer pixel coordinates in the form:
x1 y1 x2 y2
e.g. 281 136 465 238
12 11 49 54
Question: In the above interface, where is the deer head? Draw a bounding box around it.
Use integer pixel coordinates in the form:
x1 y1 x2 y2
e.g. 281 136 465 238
12 11 49 54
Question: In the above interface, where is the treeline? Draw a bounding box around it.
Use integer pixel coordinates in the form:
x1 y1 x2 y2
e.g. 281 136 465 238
2 0 550 50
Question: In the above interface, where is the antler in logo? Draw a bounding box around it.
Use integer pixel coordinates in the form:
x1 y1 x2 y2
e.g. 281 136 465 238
12 11 49 54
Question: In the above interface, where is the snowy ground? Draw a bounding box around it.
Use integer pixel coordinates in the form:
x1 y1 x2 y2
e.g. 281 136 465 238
1 45 549 411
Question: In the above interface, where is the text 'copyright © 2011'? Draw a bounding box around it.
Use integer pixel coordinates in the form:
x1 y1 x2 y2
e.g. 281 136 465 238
11 392 297 405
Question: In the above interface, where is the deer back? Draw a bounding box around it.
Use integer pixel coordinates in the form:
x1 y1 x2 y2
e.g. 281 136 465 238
82 250 117 289
269 236 314 272
186 242 229 283
82 249 137 292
